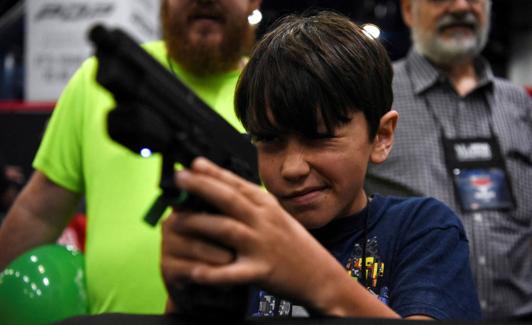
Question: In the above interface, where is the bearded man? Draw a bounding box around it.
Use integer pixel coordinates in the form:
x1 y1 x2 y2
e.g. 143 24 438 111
366 0 532 319
0 0 261 315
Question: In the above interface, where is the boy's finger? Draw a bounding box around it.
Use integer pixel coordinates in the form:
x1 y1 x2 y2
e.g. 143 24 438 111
190 260 262 285
190 157 270 206
168 213 256 251
175 169 260 224
163 212 234 265
163 232 234 265
161 257 205 285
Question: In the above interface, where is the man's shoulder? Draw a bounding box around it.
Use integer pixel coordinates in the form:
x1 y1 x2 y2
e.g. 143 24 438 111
492 76 531 103
390 58 413 95
392 57 408 73
391 58 409 79
141 40 168 64
141 40 166 53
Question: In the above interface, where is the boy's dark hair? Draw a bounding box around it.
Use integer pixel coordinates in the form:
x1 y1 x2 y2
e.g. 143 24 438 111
235 11 393 140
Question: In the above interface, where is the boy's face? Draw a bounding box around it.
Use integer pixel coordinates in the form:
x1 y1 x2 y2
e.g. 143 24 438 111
256 112 393 229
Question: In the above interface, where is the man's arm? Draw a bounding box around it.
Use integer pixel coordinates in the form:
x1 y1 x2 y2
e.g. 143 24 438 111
0 171 81 270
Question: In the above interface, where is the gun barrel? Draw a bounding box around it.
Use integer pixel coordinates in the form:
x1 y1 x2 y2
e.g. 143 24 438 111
89 24 259 184
88 24 257 318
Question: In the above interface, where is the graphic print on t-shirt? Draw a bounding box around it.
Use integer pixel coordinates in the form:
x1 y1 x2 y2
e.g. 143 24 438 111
345 236 389 304
255 236 389 317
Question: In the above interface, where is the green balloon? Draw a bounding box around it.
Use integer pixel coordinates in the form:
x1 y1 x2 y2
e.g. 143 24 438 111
0 244 88 325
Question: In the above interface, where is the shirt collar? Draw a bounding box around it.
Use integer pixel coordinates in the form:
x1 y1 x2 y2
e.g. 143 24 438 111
474 57 495 89
309 206 367 246
406 49 495 95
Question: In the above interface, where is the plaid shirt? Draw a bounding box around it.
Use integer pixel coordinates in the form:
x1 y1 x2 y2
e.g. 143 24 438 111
366 50 532 319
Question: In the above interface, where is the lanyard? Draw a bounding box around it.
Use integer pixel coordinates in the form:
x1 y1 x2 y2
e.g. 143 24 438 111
406 60 517 212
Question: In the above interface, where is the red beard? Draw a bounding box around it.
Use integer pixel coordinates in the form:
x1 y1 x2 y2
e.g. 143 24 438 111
161 1 255 76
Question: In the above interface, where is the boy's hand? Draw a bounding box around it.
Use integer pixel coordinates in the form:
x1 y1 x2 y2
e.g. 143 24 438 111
161 157 344 312
161 157 399 318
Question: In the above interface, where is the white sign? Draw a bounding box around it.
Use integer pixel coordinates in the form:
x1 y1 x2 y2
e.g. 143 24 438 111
25 0 160 101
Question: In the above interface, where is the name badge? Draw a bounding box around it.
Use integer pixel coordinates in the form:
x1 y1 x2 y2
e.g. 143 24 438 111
442 136 516 212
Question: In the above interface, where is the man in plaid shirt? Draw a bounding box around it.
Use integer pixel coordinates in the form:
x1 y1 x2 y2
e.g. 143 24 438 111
366 0 532 319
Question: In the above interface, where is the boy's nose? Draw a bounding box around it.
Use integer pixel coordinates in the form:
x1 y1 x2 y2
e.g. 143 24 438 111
280 148 311 182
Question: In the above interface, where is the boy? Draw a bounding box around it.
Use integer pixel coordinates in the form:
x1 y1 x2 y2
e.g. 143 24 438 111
161 11 481 319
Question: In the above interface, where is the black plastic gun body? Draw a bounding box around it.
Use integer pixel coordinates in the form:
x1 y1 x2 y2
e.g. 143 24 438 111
88 25 259 318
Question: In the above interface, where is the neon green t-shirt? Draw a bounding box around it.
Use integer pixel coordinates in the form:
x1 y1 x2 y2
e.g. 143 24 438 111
33 41 244 314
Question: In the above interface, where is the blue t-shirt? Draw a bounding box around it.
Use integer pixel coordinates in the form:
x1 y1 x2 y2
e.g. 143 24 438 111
249 194 481 320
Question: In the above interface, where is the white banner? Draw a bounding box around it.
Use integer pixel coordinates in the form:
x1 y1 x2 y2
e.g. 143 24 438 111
25 0 161 101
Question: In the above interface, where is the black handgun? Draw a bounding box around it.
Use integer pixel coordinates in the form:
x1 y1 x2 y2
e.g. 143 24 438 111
88 25 259 319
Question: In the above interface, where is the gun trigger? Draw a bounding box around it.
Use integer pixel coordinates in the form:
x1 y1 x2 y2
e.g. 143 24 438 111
144 191 190 226
171 190 189 207
144 194 169 226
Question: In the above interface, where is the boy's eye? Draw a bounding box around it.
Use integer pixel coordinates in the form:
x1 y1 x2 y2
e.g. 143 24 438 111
314 133 335 139
251 134 280 144
302 132 338 147
309 132 336 141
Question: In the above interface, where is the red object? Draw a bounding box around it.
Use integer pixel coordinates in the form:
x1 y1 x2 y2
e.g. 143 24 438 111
57 213 87 252
527 87 532 97
0 101 55 113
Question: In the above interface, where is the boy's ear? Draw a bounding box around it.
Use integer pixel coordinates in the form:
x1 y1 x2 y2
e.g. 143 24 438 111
370 110 399 164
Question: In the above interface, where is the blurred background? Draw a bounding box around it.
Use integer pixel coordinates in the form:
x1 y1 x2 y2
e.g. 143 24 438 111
0 0 531 201
259 0 532 81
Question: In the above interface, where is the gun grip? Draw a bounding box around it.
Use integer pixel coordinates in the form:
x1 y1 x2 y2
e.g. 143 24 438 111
170 283 249 319
144 191 188 226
